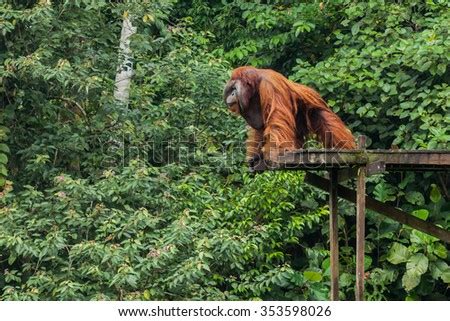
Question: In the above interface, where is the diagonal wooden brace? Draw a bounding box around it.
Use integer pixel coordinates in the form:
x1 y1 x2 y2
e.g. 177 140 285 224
304 173 450 243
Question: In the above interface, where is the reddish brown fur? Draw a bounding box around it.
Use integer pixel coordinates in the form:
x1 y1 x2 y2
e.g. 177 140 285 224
225 66 356 163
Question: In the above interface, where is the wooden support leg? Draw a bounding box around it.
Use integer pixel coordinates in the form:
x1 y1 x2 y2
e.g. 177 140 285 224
356 135 366 301
356 166 366 300
329 169 339 300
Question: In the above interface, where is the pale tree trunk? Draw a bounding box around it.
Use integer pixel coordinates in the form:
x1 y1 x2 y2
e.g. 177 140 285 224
114 14 136 105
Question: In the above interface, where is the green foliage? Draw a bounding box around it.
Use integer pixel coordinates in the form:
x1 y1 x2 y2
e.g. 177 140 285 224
0 164 332 300
291 1 449 150
175 0 337 71
386 229 449 295
1 0 449 301
0 126 8 187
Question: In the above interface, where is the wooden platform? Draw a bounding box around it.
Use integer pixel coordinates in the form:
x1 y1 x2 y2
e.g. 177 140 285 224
254 140 450 301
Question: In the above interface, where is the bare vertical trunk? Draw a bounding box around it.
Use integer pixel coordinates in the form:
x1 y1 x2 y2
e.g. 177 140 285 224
114 14 136 105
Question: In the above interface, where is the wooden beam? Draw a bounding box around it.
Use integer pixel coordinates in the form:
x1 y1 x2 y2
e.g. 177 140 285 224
329 169 339 300
304 173 450 244
274 149 450 171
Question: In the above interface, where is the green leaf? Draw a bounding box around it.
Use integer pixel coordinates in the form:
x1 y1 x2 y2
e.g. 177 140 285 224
433 243 448 259
387 242 410 264
143 289 151 300
0 126 9 135
351 22 360 36
8 255 16 265
364 255 373 270
374 182 396 202
406 253 428 276
429 184 441 203
399 173 415 189
0 164 7 176
430 260 449 280
442 270 450 283
321 257 330 274
402 270 421 292
411 209 429 221
410 229 438 244
303 270 323 282
0 144 9 153
339 273 353 287
0 154 7 164
436 63 446 75
405 191 425 205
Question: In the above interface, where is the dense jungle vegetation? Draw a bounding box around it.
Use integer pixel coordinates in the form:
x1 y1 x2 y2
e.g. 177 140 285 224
0 0 449 300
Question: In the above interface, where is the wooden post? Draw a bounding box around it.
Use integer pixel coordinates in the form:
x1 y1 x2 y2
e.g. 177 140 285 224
329 169 339 300
356 136 366 301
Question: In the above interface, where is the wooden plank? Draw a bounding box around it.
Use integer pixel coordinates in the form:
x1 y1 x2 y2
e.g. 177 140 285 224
356 137 366 301
277 150 369 169
304 173 450 244
329 169 339 301
366 150 450 166
366 160 385 176
274 149 450 171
